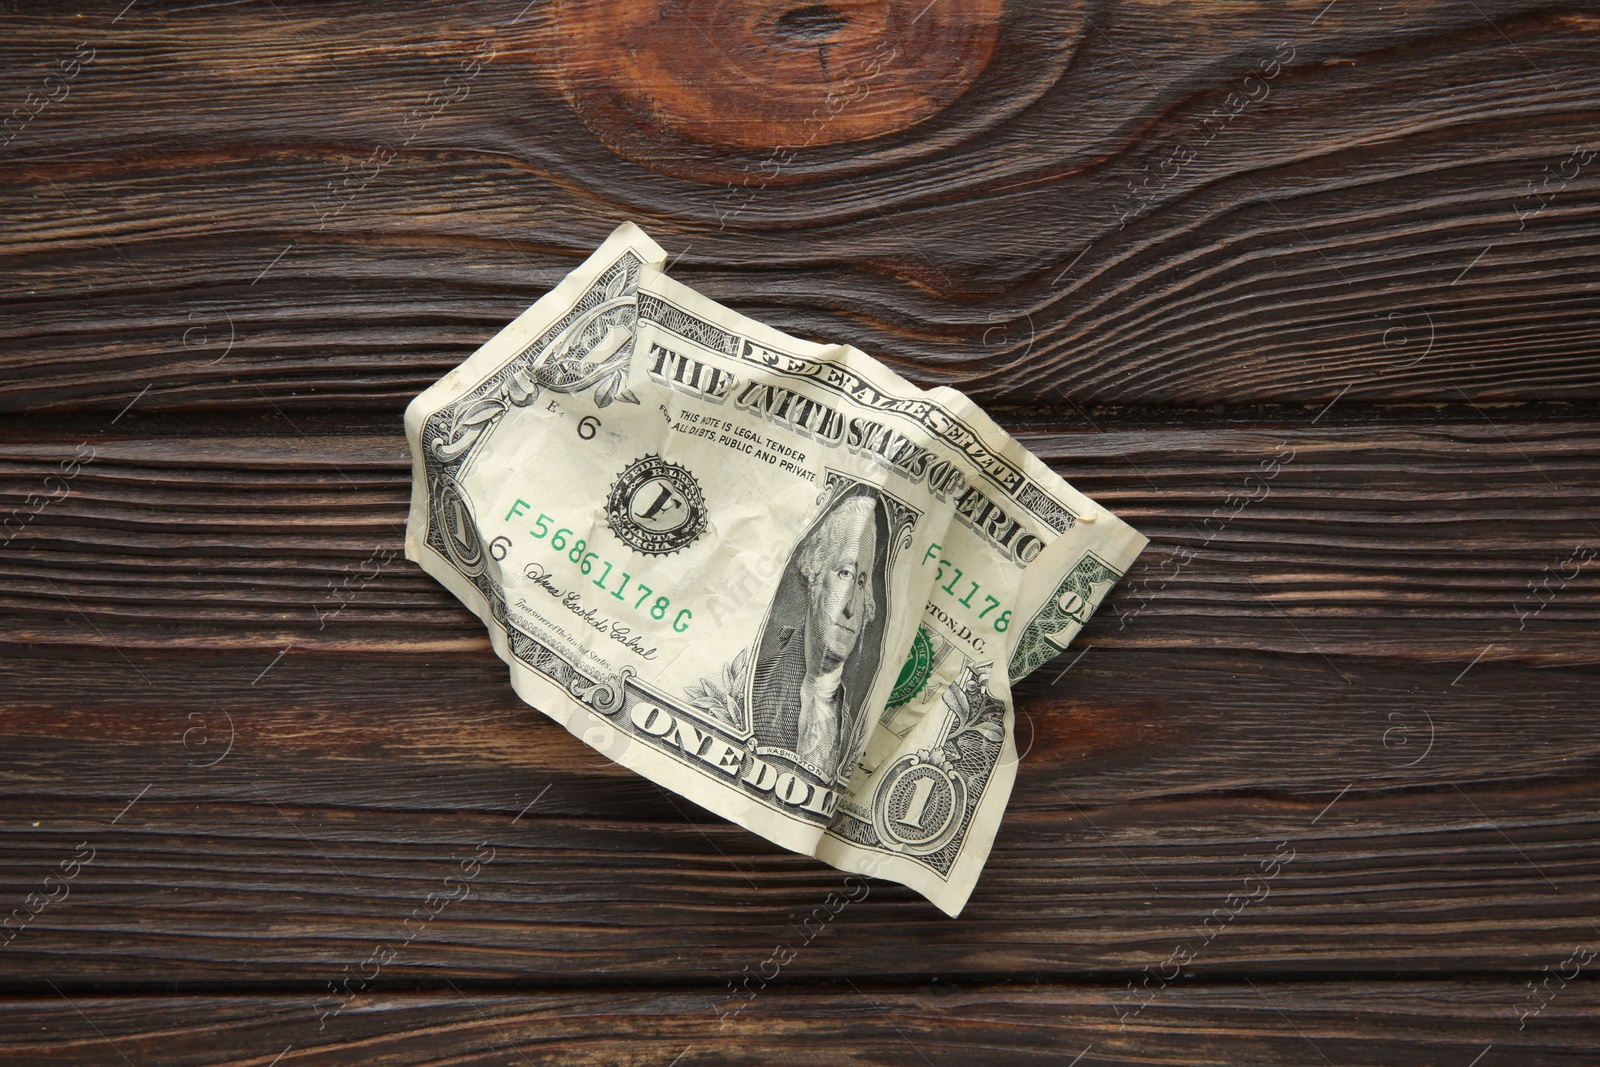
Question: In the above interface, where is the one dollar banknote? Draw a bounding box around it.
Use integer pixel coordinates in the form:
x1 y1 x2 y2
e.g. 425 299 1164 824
404 223 1146 915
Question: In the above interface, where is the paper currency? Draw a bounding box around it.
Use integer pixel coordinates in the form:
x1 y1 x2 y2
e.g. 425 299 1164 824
404 223 1146 915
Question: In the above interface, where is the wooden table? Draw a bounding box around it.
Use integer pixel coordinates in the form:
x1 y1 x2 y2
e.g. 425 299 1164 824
4 1 1598 1062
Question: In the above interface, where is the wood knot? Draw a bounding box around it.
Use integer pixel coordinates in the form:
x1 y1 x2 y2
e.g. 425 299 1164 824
554 0 1004 178
775 5 851 42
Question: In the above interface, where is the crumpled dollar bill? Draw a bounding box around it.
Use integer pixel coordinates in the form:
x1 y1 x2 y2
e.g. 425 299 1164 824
404 223 1146 915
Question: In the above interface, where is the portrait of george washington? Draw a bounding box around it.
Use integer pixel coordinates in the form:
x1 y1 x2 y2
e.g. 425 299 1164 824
749 486 892 782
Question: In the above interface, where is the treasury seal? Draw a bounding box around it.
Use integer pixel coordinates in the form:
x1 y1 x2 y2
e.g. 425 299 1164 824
886 626 936 709
606 454 708 556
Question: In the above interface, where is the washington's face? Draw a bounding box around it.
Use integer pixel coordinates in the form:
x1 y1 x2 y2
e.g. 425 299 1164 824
807 514 877 667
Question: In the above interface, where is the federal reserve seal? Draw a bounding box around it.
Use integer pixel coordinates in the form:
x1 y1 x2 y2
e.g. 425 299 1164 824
606 454 708 556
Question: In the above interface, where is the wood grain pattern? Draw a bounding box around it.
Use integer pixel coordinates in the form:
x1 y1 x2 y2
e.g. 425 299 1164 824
3 419 1596 656
4 983 1598 1066
556 0 1010 158
5 0 1600 1060
3 760 1598 983
3 1 1599 414
1 419 1595 984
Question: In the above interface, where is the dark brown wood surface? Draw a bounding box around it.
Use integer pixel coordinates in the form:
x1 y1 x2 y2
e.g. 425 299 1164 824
4 0 1599 1062
5 983 1599 1066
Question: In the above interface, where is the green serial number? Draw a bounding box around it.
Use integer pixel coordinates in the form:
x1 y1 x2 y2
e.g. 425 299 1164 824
509 504 691 633
923 542 1011 632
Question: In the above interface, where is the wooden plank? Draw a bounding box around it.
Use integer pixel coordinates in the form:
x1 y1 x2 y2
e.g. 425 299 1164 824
0 742 1593 985
3 638 1598 810
3 419 1596 657
2 982 1595 1065
3 1 1599 412
1 645 1596 981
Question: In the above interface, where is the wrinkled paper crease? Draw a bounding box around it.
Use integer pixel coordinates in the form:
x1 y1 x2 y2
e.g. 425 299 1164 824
404 224 1147 915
